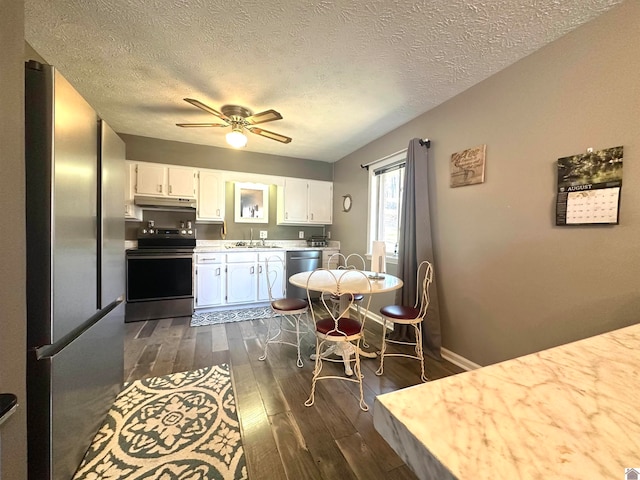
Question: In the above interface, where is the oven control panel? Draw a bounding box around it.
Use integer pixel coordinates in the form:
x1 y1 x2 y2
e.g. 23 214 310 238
136 226 197 249
138 227 196 239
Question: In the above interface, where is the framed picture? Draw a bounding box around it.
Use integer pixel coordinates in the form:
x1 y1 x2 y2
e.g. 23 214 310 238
450 144 486 187
234 182 269 223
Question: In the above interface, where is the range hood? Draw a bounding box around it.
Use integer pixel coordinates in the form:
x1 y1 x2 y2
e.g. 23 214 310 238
134 195 196 210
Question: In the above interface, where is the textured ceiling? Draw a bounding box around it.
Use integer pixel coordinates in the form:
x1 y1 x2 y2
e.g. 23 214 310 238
25 0 623 162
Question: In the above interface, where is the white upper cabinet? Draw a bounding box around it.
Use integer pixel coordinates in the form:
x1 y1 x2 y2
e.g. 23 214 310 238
124 162 143 221
167 167 196 197
196 169 225 222
277 178 332 225
308 180 332 224
279 178 308 223
134 162 196 198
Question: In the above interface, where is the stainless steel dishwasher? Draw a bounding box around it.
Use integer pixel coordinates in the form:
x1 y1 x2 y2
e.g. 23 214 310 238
286 250 321 299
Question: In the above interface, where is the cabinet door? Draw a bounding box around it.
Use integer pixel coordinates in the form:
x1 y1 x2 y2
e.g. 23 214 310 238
197 170 225 221
195 263 224 307
167 167 196 198
125 162 142 220
135 163 166 195
282 178 308 223
322 249 339 269
258 256 285 301
226 262 257 304
308 180 332 224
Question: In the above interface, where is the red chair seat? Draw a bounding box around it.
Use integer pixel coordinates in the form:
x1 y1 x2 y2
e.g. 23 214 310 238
380 304 420 320
272 298 307 312
315 317 362 336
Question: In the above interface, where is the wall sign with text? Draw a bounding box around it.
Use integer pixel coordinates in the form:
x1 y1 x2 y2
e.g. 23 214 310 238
556 146 623 226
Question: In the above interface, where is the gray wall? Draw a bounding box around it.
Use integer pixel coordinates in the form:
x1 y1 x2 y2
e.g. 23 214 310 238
333 1 639 366
122 134 333 241
0 1 28 478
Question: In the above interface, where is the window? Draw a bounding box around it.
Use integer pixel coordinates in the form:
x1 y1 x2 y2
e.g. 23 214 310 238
368 151 406 258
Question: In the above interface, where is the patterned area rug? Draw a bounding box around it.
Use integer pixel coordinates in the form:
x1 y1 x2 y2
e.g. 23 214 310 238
73 365 247 480
191 306 274 327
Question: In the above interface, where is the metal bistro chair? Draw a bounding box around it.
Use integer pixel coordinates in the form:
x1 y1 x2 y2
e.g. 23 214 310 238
326 253 369 347
376 260 433 382
305 268 372 411
259 255 310 367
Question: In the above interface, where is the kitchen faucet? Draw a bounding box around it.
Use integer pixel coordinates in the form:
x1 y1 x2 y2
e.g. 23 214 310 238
249 228 254 247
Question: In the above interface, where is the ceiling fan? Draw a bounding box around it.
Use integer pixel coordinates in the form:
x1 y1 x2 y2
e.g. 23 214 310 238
176 98 292 148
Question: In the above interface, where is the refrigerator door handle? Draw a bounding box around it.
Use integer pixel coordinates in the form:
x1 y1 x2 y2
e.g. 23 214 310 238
0 394 18 427
35 297 124 360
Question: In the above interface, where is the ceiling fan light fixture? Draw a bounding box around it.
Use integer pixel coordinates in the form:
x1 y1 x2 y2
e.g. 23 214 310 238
226 125 247 148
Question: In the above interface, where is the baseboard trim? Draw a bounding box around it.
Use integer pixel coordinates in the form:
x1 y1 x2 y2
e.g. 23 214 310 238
364 309 481 372
440 348 482 371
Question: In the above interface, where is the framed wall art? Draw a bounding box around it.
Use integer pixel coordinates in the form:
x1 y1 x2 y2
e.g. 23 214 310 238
234 182 269 223
450 144 486 187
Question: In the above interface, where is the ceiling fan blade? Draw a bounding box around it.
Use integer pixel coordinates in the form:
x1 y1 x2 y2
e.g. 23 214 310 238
245 109 283 125
183 98 230 123
176 122 228 128
247 126 292 144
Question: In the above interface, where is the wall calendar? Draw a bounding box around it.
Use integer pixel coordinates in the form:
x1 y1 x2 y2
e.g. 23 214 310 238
556 146 623 226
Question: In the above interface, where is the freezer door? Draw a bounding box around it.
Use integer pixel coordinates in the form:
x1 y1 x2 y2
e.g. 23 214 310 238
28 302 124 480
99 120 125 308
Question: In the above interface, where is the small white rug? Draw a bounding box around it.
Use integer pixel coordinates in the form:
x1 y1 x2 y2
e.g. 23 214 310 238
191 306 274 327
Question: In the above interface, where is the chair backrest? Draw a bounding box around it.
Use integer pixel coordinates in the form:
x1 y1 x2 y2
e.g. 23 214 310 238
264 255 285 301
327 252 347 269
306 268 373 335
344 253 366 271
415 260 434 317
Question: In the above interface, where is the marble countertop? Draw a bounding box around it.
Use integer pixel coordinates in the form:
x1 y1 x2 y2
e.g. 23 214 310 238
194 240 339 252
373 322 640 479
124 240 340 252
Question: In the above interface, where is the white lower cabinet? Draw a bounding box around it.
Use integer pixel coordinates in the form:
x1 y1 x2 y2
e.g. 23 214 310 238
194 253 224 308
258 252 285 301
322 249 339 269
195 250 288 310
225 252 258 304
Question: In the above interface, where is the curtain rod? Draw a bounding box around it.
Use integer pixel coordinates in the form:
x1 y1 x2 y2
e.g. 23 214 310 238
361 138 430 170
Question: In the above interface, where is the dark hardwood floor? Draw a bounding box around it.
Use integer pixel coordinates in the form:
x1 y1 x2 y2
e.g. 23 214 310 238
124 308 465 480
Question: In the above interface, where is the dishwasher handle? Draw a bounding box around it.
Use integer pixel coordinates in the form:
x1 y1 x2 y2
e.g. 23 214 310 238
287 252 321 260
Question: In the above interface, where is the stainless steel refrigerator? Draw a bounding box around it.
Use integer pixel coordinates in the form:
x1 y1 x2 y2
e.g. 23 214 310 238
25 61 125 480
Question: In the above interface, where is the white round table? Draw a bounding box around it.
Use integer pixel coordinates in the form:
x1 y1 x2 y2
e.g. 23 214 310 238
288 269 403 296
289 269 403 375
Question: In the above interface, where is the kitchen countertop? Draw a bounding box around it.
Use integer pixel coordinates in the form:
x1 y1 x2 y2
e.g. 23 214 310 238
373 322 640 479
124 240 340 252
195 240 340 252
